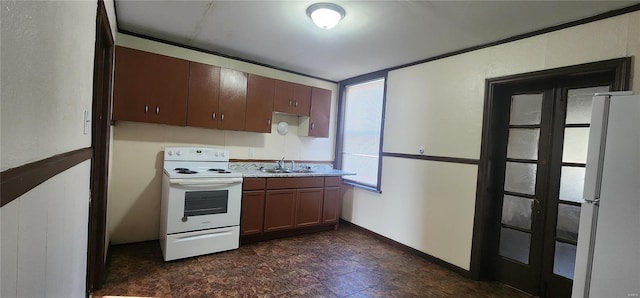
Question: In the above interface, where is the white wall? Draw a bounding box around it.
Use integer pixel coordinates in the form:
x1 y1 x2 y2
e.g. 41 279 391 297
0 0 116 296
342 11 640 270
108 34 338 244
1 162 91 298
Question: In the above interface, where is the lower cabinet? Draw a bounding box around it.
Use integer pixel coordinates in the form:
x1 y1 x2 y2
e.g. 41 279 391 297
323 176 342 224
241 178 266 236
322 187 340 224
240 190 265 235
264 190 296 232
264 187 324 231
295 188 324 228
241 176 341 242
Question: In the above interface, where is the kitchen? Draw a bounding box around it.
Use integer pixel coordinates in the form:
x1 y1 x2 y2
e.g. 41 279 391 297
2 1 640 298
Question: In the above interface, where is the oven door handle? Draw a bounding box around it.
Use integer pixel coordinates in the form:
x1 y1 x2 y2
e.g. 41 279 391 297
169 178 243 186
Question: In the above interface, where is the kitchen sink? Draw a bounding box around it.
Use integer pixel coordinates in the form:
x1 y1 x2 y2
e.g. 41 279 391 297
261 168 292 173
291 169 315 173
260 168 315 173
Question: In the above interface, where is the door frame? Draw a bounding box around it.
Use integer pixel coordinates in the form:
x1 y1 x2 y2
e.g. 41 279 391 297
470 58 631 288
87 0 114 293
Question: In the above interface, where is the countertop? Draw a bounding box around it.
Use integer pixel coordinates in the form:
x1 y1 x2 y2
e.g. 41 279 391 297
230 162 356 178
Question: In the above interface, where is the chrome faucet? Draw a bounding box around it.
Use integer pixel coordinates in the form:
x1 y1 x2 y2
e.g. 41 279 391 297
275 157 285 169
291 160 295 170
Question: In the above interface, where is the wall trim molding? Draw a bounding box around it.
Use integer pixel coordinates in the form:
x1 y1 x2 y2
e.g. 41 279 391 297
339 219 471 278
382 152 479 165
1 147 93 207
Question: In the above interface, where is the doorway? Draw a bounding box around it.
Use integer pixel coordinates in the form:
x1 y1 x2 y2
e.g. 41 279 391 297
87 0 114 293
472 58 631 297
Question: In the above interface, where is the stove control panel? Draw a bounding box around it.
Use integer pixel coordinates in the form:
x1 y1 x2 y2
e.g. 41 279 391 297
164 147 230 161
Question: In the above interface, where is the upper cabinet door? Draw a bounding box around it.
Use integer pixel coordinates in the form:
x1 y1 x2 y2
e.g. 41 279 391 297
151 54 189 126
187 62 220 129
113 46 188 125
309 87 331 137
219 68 247 131
273 79 294 114
292 84 311 116
273 80 311 116
245 74 275 133
113 46 158 123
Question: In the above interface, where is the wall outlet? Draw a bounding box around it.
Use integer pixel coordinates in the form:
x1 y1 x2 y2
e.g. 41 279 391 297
248 148 254 157
418 146 425 155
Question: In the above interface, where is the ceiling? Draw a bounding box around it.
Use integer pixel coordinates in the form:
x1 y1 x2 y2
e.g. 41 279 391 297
116 1 639 82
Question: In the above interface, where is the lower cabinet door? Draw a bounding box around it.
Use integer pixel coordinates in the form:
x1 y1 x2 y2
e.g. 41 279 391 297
241 190 265 235
264 190 296 232
295 188 324 228
322 187 340 224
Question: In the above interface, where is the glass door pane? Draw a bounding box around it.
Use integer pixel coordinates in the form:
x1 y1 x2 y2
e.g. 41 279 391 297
562 128 590 163
499 93 543 264
510 94 543 125
502 195 533 230
552 85 609 281
559 166 585 203
565 86 608 124
507 128 540 160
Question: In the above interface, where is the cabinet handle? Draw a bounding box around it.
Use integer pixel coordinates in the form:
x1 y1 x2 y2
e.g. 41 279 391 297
288 100 292 107
295 100 299 107
311 123 315 130
221 113 224 121
155 106 160 114
144 105 149 113
212 112 216 120
267 119 271 126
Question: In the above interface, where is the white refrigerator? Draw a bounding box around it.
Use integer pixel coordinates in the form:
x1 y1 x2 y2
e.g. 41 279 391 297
572 92 640 298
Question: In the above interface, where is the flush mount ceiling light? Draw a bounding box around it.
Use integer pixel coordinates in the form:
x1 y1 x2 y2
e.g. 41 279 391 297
306 3 345 30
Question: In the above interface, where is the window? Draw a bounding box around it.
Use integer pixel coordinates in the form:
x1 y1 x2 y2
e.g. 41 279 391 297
336 71 387 192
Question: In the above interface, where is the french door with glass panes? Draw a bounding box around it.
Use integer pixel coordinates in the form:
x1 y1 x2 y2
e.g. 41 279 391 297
492 78 610 297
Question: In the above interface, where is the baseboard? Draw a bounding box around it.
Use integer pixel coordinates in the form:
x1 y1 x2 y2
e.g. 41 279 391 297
339 219 472 279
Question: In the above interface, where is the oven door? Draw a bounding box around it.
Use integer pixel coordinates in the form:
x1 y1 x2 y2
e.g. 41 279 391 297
166 177 242 234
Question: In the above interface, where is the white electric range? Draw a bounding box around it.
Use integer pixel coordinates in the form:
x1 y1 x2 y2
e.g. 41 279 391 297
159 147 243 261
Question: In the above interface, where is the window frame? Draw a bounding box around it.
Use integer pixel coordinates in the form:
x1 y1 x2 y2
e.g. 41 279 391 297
335 70 388 193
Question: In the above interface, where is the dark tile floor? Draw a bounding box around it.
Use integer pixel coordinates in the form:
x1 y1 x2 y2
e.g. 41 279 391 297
93 225 532 298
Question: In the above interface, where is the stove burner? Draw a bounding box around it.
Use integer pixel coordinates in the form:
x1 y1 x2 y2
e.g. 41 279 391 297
174 168 190 171
208 168 231 174
177 170 197 174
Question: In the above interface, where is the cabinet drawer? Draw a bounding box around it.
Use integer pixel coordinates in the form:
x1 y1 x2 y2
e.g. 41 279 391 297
266 177 324 189
324 177 341 187
243 178 266 190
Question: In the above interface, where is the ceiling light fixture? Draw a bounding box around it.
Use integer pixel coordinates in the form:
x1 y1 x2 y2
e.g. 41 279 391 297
306 3 345 30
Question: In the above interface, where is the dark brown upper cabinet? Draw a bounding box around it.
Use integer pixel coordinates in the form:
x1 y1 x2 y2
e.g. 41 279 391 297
114 46 331 137
301 87 331 138
187 62 220 129
113 46 188 126
273 80 311 116
219 68 247 131
245 74 275 133
187 64 247 131
292 83 311 116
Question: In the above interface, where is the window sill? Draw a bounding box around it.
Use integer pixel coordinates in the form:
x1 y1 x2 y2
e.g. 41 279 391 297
342 179 381 194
